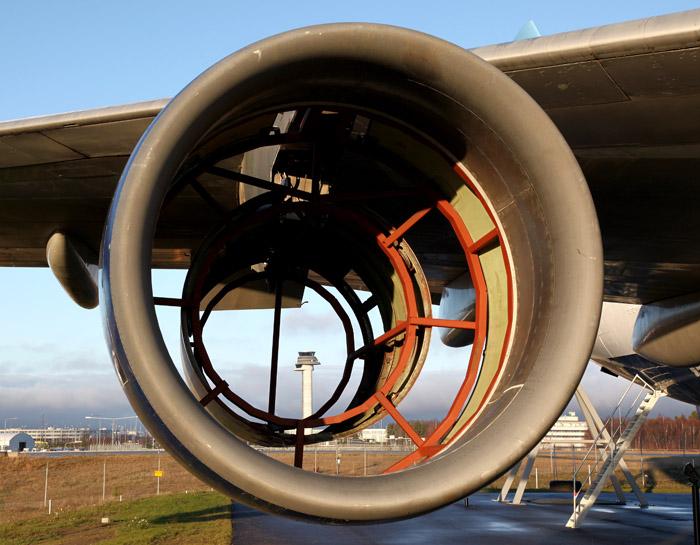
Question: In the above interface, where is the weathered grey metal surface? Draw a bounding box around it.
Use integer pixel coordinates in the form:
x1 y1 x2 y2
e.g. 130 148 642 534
0 99 167 138
45 231 98 309
102 22 601 522
593 352 700 406
475 9 700 69
0 101 169 266
633 292 700 367
0 11 698 305
592 302 640 361
473 10 700 304
591 301 700 404
437 272 476 347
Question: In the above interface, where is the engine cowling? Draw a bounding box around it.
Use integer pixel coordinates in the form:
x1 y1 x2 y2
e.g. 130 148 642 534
101 23 602 522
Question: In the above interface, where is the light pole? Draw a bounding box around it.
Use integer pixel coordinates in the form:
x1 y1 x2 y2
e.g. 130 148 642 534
156 455 161 495
86 416 138 449
102 461 106 502
3 417 17 429
43 462 49 507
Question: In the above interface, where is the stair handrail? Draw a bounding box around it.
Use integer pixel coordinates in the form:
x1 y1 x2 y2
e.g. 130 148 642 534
568 374 654 524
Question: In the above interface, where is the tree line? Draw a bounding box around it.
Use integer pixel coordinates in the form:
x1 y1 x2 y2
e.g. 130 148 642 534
630 415 700 451
386 420 440 440
385 415 700 451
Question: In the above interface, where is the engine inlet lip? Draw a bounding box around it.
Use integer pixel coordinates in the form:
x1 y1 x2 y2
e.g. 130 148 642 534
102 23 602 522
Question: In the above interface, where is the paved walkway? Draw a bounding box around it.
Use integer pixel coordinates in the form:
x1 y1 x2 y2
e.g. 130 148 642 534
232 492 694 544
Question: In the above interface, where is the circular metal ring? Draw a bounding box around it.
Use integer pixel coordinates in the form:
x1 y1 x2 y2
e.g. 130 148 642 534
102 23 602 522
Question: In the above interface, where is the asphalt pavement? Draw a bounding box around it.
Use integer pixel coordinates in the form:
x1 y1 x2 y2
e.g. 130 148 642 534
232 491 694 544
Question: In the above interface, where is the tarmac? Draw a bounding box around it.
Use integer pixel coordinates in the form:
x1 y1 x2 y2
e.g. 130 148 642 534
232 492 694 544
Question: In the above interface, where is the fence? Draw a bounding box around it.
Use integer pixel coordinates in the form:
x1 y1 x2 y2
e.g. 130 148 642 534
1 443 696 523
0 451 209 522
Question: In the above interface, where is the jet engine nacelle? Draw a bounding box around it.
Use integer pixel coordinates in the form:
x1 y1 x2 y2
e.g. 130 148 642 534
101 24 602 522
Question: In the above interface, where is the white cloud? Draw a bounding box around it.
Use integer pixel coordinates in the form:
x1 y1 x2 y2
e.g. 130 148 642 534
0 372 132 427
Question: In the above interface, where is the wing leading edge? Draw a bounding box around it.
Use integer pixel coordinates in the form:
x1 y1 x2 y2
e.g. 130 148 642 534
1 10 700 303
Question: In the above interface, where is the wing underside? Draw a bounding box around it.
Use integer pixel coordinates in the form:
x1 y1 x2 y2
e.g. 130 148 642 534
1 10 700 303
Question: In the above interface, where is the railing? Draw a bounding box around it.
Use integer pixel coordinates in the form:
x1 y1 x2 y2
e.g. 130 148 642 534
569 374 654 525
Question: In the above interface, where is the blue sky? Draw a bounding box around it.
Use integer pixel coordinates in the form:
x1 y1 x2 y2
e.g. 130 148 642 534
1 1 698 427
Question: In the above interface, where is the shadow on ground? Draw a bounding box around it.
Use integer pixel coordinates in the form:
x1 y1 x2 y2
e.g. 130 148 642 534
644 456 698 492
230 492 694 545
231 503 266 519
153 503 233 524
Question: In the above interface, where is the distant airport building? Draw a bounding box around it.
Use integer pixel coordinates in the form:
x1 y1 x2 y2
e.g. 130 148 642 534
5 427 88 444
0 431 35 452
359 428 388 443
542 411 588 447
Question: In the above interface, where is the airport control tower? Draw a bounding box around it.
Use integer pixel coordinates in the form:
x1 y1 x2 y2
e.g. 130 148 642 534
295 351 320 427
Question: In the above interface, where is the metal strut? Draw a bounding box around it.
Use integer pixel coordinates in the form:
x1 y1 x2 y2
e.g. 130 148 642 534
497 378 664 528
575 385 647 506
497 443 542 504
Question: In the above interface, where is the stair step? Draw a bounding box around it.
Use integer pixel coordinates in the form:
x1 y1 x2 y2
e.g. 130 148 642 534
567 384 663 528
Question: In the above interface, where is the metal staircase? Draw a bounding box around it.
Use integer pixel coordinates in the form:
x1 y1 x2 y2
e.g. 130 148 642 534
566 378 664 528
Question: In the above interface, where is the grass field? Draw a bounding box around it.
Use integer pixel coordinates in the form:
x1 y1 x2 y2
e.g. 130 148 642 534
0 491 231 545
0 447 696 534
487 449 700 494
0 454 212 523
267 447 700 494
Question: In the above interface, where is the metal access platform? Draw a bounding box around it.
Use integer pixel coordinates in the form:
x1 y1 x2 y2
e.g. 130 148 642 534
498 376 665 528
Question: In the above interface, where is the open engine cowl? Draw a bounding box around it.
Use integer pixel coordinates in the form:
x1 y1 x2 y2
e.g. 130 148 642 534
101 24 602 522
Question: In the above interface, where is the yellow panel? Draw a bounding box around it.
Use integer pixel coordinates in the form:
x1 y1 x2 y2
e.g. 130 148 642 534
444 244 509 442
447 180 495 244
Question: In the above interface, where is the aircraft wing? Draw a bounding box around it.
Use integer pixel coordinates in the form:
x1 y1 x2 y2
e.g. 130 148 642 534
476 9 700 304
0 100 167 266
1 9 700 303
4 14 697 520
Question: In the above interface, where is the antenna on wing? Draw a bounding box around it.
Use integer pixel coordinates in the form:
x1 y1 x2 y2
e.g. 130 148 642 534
514 20 541 41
